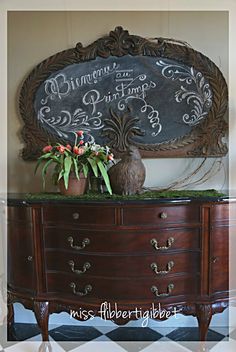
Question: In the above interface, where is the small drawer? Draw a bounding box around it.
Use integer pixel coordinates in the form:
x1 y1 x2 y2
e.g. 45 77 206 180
46 273 198 300
45 251 199 278
211 202 236 225
122 204 200 227
43 227 200 253
210 227 228 293
42 205 116 226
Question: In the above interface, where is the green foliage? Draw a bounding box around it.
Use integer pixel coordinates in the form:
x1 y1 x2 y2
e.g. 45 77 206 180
34 135 114 194
25 189 226 201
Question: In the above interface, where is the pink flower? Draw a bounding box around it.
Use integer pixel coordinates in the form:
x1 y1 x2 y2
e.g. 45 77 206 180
42 145 52 153
79 140 84 145
56 145 65 154
76 130 84 137
66 144 72 150
77 147 85 155
73 146 80 155
73 146 85 155
108 154 114 161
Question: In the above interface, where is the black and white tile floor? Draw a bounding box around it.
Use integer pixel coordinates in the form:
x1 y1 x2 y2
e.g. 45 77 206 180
0 324 236 352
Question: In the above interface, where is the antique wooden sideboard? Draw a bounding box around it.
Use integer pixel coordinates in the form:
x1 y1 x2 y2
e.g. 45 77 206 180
6 194 236 342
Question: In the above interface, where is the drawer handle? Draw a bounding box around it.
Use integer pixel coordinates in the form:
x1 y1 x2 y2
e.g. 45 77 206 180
67 236 90 250
151 261 174 275
27 255 33 262
68 260 91 274
70 282 92 296
212 256 218 263
72 212 80 220
150 237 174 250
151 283 174 297
160 212 168 219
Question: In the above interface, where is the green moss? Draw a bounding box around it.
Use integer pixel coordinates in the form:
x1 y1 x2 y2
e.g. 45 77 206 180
24 189 226 201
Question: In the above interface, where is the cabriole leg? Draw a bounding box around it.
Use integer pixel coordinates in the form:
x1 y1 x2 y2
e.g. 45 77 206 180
196 304 212 341
7 301 15 340
34 301 50 341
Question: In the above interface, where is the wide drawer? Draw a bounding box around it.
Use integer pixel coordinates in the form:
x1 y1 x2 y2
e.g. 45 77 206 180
46 273 198 300
45 251 199 278
42 205 116 226
121 204 200 226
43 227 200 253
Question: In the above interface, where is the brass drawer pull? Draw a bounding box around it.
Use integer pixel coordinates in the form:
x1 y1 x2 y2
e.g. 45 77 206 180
151 283 174 297
151 261 174 275
67 236 90 250
68 260 91 274
70 282 92 296
160 212 168 219
150 237 174 250
72 212 80 220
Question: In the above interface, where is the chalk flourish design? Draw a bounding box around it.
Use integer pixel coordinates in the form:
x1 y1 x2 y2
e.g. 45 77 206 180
156 60 212 126
37 106 103 141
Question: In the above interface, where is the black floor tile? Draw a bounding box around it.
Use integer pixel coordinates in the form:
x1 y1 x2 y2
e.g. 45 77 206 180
49 325 103 352
7 323 41 341
166 327 225 342
49 325 102 341
106 327 163 341
2 323 40 350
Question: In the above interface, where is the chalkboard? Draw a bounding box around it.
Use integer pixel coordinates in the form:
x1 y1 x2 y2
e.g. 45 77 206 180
19 27 228 159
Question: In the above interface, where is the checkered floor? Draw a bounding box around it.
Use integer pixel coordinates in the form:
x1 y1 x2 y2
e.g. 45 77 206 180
0 324 236 352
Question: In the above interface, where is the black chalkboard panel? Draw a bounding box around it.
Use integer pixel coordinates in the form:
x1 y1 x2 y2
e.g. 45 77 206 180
19 27 228 159
34 56 212 147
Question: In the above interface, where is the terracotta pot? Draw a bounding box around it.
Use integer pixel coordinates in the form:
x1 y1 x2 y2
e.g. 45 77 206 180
59 173 87 196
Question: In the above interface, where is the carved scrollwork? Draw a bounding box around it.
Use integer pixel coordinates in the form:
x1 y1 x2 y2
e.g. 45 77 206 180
19 26 228 159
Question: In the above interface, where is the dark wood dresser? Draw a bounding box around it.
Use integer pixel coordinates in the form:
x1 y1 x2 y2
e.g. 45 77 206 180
6 194 236 342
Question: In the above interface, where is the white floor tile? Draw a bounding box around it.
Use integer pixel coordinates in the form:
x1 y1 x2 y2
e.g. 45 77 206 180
92 335 113 342
69 341 127 352
149 326 178 336
209 338 236 352
141 340 192 352
209 326 230 336
4 340 65 352
94 326 118 334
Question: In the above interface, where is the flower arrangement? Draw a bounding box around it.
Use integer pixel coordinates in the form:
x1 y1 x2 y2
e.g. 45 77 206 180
35 131 114 194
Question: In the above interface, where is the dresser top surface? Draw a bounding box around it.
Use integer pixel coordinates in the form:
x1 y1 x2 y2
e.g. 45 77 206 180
4 190 234 206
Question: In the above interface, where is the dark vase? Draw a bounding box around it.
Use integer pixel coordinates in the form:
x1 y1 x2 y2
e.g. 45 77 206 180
89 175 104 193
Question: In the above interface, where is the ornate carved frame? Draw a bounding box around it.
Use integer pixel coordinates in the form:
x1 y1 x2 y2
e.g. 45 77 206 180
19 26 228 160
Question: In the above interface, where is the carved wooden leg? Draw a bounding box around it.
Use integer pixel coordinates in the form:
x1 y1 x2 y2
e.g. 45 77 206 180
7 301 14 327
196 304 212 341
34 301 50 341
7 293 15 340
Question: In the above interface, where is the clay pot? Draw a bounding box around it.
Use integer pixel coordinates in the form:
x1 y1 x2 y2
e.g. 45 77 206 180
59 173 87 196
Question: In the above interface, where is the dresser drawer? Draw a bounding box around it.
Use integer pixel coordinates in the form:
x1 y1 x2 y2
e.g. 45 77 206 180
210 227 228 293
43 227 200 253
42 205 116 226
121 204 200 227
47 273 198 300
45 251 199 278
211 202 236 225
